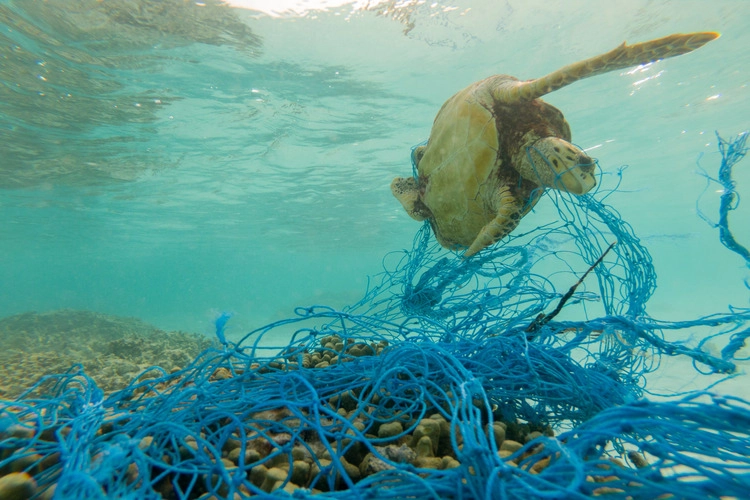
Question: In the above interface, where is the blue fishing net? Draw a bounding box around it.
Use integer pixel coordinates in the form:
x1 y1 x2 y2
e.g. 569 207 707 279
1 133 749 499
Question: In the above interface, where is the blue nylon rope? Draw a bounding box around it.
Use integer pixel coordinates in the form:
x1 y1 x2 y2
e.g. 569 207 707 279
1 133 749 499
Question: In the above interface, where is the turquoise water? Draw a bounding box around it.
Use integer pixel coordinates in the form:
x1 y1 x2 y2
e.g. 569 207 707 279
1 1 748 394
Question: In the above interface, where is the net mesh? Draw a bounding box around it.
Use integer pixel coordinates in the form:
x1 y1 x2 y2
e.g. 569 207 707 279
1 133 749 499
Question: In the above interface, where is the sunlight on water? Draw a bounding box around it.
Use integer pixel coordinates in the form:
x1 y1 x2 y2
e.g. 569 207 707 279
228 0 379 17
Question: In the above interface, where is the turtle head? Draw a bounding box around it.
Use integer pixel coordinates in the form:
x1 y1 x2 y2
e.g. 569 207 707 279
521 137 597 195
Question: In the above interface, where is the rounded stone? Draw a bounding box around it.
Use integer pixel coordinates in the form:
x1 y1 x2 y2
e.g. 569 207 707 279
0 472 37 500
414 456 442 469
260 467 288 492
500 440 524 454
359 453 393 477
490 422 506 448
249 464 268 487
339 456 361 481
413 419 441 455
291 446 311 461
415 436 434 458
530 456 551 474
525 431 543 443
290 460 310 486
377 421 403 439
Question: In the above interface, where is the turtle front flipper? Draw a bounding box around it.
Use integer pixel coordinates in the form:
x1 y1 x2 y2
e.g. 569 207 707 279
493 31 719 102
391 176 430 221
464 186 523 257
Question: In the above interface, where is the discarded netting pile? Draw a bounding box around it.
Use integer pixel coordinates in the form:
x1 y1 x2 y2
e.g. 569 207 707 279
1 134 749 499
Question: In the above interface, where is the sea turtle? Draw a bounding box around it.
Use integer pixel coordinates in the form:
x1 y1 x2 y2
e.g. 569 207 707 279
391 32 719 257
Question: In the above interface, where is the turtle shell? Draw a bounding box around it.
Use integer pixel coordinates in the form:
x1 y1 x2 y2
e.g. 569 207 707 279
416 75 572 251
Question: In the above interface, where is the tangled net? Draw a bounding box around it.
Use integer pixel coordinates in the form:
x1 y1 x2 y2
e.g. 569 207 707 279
1 133 749 499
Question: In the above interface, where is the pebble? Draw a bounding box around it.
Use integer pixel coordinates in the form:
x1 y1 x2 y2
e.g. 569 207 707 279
210 367 232 380
414 456 442 469
412 419 440 456
529 456 550 474
309 458 333 491
126 462 140 485
347 344 375 357
428 414 453 455
222 437 241 454
228 447 260 465
0 472 37 500
359 453 394 476
339 456 361 481
289 460 310 485
489 422 506 448
378 444 417 464
38 482 56 500
524 431 543 443
592 486 625 495
4 451 43 474
500 439 524 454
415 436 434 458
329 390 358 412
628 451 649 468
291 446 311 461
249 464 268 487
260 467 288 492
138 436 153 450
377 421 403 439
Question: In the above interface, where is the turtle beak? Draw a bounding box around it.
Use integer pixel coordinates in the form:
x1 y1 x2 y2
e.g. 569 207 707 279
558 154 597 194
525 138 598 194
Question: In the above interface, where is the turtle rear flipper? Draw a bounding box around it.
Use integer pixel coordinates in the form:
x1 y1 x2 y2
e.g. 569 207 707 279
493 31 719 103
